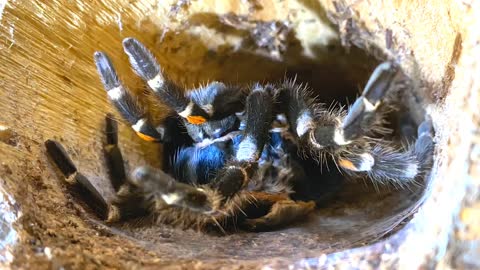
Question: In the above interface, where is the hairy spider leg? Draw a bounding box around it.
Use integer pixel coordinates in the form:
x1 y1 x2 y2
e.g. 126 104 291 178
273 79 329 150
45 117 154 222
200 83 247 120
327 62 434 183
211 86 274 198
121 37 210 125
339 119 434 185
104 114 127 191
235 86 273 162
94 52 164 142
339 61 399 142
131 166 216 214
277 62 398 151
275 62 433 184
415 119 435 166
122 38 248 125
45 139 110 219
275 63 384 152
101 114 153 221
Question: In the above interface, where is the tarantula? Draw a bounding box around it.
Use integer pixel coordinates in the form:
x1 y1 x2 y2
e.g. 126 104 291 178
45 38 434 232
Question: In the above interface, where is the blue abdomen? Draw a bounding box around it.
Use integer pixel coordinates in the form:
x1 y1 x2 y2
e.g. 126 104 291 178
173 143 228 185
173 132 289 185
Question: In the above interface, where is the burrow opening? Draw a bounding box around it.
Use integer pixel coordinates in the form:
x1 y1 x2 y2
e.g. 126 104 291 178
96 39 429 261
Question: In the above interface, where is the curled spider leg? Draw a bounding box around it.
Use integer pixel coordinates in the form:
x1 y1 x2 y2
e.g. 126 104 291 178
122 37 210 125
302 61 399 149
45 140 109 219
94 52 164 142
273 80 334 151
340 61 399 143
337 118 434 184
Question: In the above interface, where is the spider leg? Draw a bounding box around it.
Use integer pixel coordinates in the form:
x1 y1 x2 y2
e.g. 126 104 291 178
203 83 247 120
414 119 435 167
340 61 399 142
211 86 274 198
121 38 247 124
131 166 215 214
273 79 329 149
45 115 159 223
94 52 164 142
337 118 434 184
45 139 109 219
235 85 273 162
121 38 209 125
104 114 127 192
276 62 399 150
101 114 159 222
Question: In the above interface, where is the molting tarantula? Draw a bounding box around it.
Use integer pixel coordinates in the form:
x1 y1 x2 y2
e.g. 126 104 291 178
45 38 434 232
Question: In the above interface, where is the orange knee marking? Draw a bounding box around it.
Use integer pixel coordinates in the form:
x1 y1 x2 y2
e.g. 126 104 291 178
136 132 156 142
338 158 358 171
186 115 207 125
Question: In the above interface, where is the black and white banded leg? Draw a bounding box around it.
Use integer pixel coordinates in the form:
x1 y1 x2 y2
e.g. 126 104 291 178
121 38 247 124
337 118 434 185
210 85 274 199
121 38 210 125
94 52 164 142
101 115 152 221
276 62 433 184
280 61 399 150
338 61 399 143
